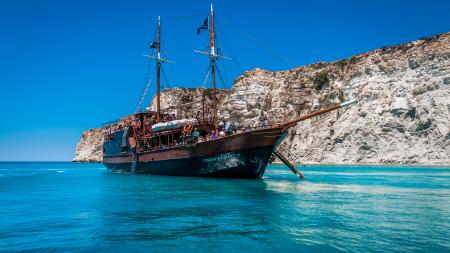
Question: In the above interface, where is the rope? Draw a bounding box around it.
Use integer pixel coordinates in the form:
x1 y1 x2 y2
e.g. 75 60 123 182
201 63 212 87
215 64 228 88
215 17 289 98
219 15 297 68
215 16 276 92
218 59 230 87
215 18 244 74
108 161 125 171
161 64 170 88
135 65 157 113
163 12 208 21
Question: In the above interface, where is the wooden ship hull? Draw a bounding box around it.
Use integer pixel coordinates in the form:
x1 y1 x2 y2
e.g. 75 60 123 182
104 126 288 179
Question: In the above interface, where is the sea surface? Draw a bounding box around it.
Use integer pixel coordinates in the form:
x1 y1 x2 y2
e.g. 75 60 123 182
0 162 449 253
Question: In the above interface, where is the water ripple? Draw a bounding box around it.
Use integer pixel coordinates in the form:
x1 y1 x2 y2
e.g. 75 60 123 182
0 162 449 252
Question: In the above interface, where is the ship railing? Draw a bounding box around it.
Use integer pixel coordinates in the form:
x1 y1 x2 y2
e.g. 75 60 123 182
225 123 281 134
130 121 281 152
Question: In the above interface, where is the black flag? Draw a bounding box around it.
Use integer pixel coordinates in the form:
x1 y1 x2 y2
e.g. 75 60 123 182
149 41 158 48
197 17 208 35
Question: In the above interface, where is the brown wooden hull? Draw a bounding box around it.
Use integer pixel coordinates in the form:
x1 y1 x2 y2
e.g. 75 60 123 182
103 126 288 179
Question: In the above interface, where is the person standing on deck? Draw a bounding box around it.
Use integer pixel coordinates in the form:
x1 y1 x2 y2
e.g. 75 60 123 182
225 121 233 135
258 111 268 128
192 127 200 142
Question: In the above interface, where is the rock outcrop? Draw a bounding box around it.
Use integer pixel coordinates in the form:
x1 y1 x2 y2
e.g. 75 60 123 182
73 128 105 163
73 32 450 164
73 124 122 162
148 88 230 119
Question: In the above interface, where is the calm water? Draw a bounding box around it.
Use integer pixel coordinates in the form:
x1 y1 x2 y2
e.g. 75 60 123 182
0 162 449 253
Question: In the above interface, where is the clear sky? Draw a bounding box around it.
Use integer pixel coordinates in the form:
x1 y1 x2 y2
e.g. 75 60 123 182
0 0 449 161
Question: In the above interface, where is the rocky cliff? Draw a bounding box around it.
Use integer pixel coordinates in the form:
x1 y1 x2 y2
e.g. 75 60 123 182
73 32 450 164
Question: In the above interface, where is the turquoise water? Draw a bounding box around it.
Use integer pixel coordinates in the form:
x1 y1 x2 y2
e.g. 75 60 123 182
1 162 449 252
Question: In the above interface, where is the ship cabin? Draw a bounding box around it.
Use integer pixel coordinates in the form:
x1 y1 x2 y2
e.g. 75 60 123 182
121 111 216 153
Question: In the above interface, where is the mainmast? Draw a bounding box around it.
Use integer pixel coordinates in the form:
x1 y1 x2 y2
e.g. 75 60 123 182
195 4 230 130
210 4 218 131
156 16 161 120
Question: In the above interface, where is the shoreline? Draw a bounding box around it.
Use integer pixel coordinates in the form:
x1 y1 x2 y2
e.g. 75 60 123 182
271 161 450 167
69 160 450 167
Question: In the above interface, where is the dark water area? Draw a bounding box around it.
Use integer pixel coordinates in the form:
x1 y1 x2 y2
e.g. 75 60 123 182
0 162 449 252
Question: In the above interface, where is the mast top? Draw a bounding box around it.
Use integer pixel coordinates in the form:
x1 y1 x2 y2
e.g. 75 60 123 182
209 4 215 58
157 16 161 62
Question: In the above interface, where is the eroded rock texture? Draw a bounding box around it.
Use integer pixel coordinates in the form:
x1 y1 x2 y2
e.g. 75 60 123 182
74 33 450 164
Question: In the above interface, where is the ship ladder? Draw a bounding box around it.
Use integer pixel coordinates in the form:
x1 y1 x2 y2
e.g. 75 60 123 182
273 144 305 179
137 137 147 152
131 152 138 174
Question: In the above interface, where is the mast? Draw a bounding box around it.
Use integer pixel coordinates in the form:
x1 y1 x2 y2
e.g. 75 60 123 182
210 4 218 131
194 4 229 129
156 16 161 120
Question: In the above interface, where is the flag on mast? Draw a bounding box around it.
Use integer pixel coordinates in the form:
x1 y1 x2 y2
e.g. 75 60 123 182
197 17 208 35
149 42 158 48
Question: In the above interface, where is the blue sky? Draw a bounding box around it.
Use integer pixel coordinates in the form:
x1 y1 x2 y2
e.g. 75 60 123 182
0 0 449 161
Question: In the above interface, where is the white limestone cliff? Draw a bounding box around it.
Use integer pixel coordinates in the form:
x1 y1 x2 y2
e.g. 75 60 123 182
73 32 450 164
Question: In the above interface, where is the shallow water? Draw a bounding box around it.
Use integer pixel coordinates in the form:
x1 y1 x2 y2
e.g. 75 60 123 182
0 162 449 252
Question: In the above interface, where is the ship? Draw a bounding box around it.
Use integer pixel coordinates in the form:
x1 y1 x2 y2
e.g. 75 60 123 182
102 4 357 179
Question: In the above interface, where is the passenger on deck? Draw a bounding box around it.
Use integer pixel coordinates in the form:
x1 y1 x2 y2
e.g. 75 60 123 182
219 129 225 137
259 111 268 128
233 124 238 134
210 130 217 140
225 121 233 136
192 127 200 142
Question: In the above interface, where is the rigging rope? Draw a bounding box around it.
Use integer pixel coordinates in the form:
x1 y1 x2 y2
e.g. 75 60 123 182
135 65 157 113
218 59 230 87
163 12 208 21
215 15 298 94
215 64 228 88
215 18 244 74
218 15 297 68
161 64 171 88
201 63 212 87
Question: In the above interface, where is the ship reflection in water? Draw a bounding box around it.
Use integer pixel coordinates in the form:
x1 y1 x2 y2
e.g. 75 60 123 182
0 162 449 252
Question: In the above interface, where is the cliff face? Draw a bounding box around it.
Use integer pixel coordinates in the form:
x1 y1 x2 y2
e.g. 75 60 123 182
73 32 450 164
73 128 104 163
148 88 230 119
73 123 123 162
